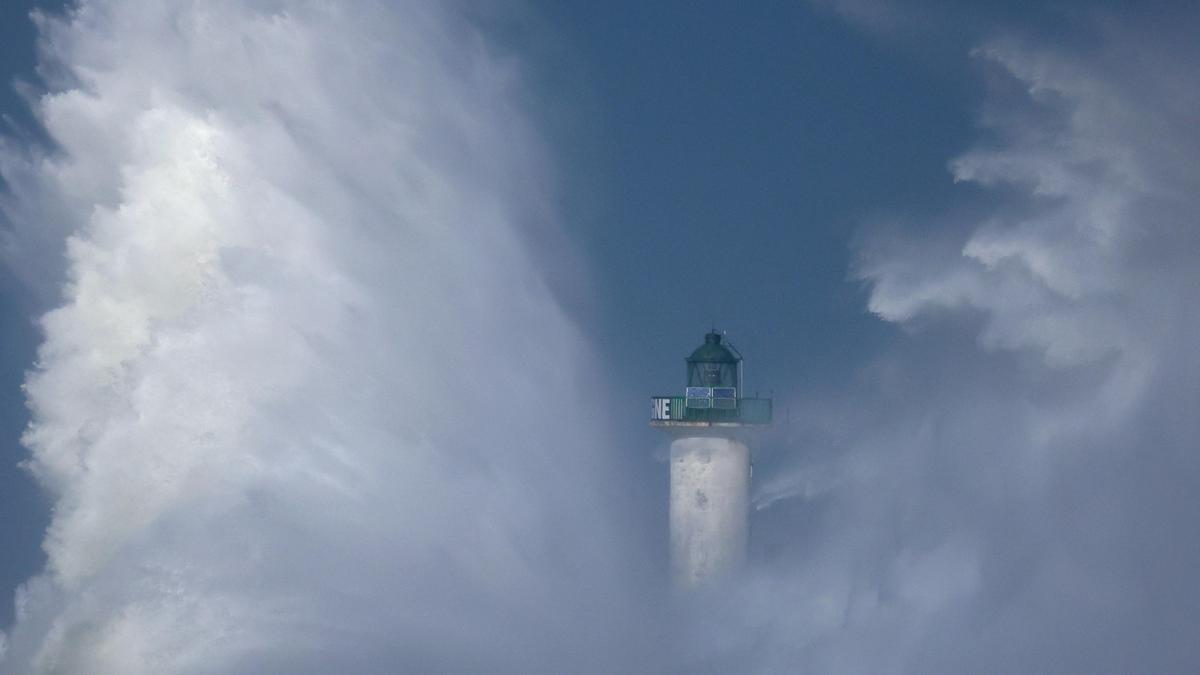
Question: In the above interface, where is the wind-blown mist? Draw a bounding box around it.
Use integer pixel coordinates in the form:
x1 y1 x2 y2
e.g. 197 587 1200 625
744 13 1200 674
0 2 654 672
4 2 1199 674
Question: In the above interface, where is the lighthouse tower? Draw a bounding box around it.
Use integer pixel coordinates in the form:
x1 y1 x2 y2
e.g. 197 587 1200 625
650 331 772 587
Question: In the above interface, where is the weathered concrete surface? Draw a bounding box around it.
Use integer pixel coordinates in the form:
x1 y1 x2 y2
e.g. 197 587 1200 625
669 436 749 587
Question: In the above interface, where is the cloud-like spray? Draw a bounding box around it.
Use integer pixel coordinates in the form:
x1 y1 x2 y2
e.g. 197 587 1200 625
1 2 653 672
740 13 1200 673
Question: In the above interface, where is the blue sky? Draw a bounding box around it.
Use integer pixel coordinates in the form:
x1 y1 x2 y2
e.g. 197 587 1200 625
0 0 49 632
1 1 1198 672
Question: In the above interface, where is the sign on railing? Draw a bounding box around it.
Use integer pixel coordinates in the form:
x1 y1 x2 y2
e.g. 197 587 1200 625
651 397 673 420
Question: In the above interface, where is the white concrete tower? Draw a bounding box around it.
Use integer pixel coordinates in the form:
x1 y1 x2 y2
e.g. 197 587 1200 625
651 332 771 587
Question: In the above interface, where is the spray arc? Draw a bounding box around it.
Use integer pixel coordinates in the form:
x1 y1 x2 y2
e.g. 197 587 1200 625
651 331 772 587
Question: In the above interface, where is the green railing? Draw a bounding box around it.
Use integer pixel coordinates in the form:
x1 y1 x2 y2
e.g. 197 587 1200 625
650 396 772 425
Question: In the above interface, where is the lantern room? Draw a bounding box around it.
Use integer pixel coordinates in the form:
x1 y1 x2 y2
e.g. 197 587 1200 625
651 330 772 427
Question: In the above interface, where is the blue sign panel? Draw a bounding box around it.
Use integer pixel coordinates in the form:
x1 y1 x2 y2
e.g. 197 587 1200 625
685 386 712 399
712 387 737 399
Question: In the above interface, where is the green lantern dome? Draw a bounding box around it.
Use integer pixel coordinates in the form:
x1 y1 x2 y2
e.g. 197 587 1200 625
687 332 739 364
687 332 740 389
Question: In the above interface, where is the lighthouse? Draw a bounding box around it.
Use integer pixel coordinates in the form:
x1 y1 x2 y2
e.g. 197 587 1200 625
651 331 772 587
